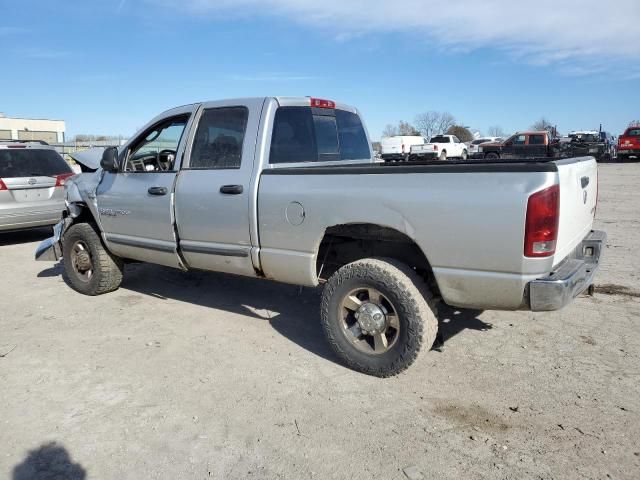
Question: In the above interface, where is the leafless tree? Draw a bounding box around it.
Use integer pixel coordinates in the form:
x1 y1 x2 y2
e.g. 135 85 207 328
414 111 456 140
382 121 420 138
382 124 398 138
629 120 640 127
531 117 555 133
487 125 507 137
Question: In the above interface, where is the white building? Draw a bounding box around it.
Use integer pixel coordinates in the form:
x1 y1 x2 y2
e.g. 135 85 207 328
0 113 65 143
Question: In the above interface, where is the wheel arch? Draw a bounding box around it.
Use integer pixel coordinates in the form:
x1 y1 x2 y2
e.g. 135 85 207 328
315 223 441 297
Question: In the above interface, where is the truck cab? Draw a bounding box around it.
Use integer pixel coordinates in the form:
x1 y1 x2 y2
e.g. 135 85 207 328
477 131 559 159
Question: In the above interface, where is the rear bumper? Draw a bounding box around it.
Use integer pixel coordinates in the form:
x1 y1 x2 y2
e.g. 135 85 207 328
409 152 438 160
381 154 406 161
0 207 62 232
35 219 65 261
618 149 640 159
528 230 606 311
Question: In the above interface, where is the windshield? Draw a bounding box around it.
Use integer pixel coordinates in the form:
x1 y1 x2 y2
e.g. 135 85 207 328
0 148 72 178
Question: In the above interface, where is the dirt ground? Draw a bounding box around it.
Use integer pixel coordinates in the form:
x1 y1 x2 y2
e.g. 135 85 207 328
1 163 639 480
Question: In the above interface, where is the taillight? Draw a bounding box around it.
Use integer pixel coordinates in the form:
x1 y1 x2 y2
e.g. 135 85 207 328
55 173 75 187
433 145 438 151
310 98 335 109
0 179 7 191
402 144 405 153
524 184 560 257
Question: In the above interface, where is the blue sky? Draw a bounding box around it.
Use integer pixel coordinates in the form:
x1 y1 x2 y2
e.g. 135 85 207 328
1 0 639 140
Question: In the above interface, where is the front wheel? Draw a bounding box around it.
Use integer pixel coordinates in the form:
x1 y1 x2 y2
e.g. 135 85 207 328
485 152 499 159
320 258 438 377
62 222 124 296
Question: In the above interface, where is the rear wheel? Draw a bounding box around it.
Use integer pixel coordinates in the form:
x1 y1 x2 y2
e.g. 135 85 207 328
62 223 124 296
439 150 447 161
461 149 468 160
320 257 438 377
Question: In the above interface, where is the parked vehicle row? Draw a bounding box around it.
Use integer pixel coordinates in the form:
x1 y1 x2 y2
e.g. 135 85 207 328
33 96 605 377
382 124 635 163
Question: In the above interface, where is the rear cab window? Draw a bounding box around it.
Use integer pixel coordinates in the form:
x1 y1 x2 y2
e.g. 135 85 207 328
269 106 370 164
0 148 72 178
625 128 640 136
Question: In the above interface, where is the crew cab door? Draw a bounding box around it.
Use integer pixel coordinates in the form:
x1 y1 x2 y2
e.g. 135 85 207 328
174 98 264 277
95 105 197 267
526 133 548 157
502 134 526 158
452 136 464 156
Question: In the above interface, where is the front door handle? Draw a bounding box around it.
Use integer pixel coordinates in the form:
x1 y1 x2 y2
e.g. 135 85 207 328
220 185 243 195
148 186 168 196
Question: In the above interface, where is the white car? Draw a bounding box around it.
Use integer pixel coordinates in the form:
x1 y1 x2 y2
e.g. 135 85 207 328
468 137 504 156
409 135 467 161
380 136 425 161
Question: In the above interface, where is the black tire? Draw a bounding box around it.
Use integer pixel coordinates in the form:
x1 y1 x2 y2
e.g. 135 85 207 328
62 222 124 296
485 152 499 159
320 257 438 377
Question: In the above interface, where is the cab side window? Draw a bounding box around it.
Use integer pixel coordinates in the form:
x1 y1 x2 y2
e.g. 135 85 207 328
529 134 546 145
124 115 189 172
513 135 527 145
189 107 249 169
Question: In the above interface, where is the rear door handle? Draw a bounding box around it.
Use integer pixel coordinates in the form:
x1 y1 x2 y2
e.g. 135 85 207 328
148 186 168 196
220 185 243 195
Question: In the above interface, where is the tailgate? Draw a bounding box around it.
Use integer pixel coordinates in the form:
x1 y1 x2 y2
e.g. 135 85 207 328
411 144 432 153
619 135 640 150
553 157 598 266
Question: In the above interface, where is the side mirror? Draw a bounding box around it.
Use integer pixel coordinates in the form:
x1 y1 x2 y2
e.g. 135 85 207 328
100 146 120 172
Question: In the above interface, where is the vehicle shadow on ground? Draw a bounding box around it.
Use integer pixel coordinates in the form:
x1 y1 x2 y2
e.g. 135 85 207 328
0 227 52 247
12 442 86 480
38 262 493 364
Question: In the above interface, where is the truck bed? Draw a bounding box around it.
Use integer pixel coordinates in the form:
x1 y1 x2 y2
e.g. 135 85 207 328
259 156 597 310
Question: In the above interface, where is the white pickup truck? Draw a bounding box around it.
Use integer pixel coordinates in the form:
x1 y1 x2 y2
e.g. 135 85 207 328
35 97 605 377
409 134 468 161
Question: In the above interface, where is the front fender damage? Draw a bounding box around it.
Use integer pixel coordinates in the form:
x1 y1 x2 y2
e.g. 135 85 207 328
35 172 100 261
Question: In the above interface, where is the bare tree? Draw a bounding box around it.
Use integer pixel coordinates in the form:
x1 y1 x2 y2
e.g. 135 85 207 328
397 120 420 136
531 117 555 133
414 111 456 140
487 125 507 137
382 121 420 138
382 124 398 138
629 120 640 127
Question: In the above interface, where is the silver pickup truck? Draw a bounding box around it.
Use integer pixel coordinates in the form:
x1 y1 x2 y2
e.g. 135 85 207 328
36 97 606 377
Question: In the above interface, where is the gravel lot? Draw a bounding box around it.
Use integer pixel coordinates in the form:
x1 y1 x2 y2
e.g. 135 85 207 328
1 163 639 480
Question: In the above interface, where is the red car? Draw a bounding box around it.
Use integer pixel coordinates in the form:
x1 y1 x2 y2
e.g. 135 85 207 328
617 126 640 161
